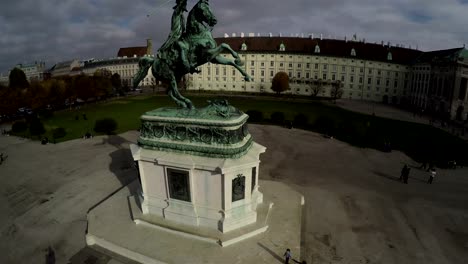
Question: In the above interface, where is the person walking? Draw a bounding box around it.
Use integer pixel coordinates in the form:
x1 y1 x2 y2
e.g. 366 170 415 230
419 161 427 170
403 167 410 184
428 168 436 184
283 248 292 264
400 165 408 182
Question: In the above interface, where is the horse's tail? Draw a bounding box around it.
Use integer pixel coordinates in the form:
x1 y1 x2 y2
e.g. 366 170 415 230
133 57 155 88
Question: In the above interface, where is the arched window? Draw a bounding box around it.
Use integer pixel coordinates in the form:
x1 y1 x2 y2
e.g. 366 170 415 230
241 43 247 51
387 52 393 61
279 43 286 51
351 48 356 56
314 45 320 54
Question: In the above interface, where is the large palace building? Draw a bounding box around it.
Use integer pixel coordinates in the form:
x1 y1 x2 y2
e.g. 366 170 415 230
187 36 468 121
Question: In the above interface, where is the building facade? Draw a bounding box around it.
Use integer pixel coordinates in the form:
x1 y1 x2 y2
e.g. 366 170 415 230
0 74 8 86
409 48 468 120
188 37 418 103
50 60 82 78
82 39 156 87
82 56 155 87
15 61 46 82
0 61 47 85
186 36 467 120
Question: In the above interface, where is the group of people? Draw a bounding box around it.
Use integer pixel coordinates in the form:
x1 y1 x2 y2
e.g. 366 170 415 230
400 163 437 184
83 132 93 139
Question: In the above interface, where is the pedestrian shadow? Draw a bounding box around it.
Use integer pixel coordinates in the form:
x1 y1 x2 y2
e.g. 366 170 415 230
372 170 400 182
257 242 284 263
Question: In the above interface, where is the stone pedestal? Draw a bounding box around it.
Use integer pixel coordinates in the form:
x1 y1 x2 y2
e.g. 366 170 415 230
131 105 266 233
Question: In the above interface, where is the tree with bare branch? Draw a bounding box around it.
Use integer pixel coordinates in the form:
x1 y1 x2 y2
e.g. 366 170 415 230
311 79 324 97
330 81 344 103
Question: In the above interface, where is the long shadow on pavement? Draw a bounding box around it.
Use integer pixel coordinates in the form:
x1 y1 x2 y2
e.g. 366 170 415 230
258 242 284 263
372 170 400 182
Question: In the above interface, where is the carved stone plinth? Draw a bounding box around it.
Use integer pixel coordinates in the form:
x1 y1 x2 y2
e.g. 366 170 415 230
138 104 252 159
131 103 266 233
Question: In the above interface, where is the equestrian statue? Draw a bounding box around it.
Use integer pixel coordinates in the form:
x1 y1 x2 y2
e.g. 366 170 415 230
133 0 252 109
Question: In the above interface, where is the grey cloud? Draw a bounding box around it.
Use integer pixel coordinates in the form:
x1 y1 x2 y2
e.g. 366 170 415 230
1 0 467 73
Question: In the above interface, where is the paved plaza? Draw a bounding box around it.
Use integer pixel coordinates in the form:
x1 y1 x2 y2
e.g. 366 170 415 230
0 123 467 263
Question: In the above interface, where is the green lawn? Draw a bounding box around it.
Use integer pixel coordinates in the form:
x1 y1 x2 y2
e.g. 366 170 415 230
16 94 468 166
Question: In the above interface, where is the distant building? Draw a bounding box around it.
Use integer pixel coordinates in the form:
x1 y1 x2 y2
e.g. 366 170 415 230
0 61 46 85
79 39 156 87
15 61 46 82
118 39 153 58
49 60 81 77
0 73 8 86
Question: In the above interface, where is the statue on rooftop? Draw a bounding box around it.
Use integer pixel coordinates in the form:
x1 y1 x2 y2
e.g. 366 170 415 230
133 0 252 109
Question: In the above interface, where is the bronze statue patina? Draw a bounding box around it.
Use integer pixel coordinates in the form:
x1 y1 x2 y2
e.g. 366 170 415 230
133 0 252 109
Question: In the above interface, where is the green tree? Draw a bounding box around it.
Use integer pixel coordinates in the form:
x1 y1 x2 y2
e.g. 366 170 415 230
271 72 289 95
47 79 67 107
330 81 344 104
26 81 49 110
0 88 21 115
111 73 122 95
74 75 94 103
9 68 29 89
92 76 112 99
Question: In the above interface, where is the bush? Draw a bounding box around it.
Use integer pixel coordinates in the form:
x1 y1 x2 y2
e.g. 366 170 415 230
271 112 285 125
38 109 53 119
52 127 66 140
94 118 118 135
246 110 263 123
314 116 335 135
11 121 28 133
293 113 308 127
29 118 45 136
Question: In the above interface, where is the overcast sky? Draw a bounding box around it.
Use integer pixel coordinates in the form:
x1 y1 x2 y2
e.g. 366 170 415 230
1 0 468 73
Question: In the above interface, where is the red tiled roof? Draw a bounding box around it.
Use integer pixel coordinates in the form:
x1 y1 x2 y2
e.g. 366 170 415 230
215 37 422 65
117 46 147 58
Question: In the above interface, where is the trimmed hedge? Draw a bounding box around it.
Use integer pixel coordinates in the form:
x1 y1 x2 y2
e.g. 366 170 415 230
246 110 264 123
12 121 28 133
293 113 308 127
271 112 285 125
29 118 45 136
94 118 118 135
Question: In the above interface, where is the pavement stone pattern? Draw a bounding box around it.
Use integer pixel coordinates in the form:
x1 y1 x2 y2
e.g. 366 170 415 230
0 122 467 263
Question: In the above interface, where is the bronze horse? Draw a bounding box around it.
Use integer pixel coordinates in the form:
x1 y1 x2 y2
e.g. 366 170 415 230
133 0 252 109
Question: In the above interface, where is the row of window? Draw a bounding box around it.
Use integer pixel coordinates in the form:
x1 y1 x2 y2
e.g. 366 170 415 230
206 65 408 80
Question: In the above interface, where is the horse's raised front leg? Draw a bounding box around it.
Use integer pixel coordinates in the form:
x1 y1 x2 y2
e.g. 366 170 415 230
211 55 252 82
210 43 244 66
